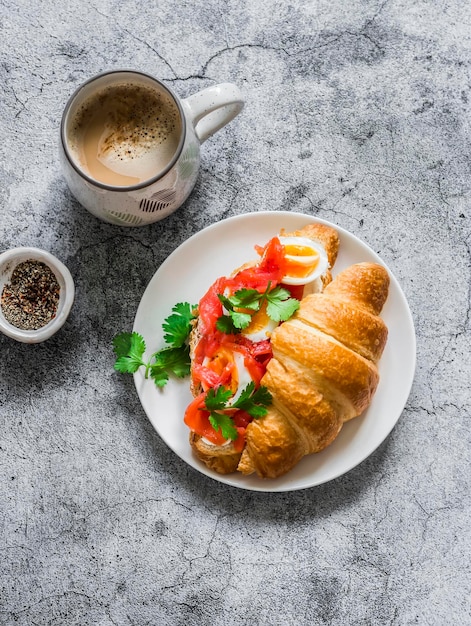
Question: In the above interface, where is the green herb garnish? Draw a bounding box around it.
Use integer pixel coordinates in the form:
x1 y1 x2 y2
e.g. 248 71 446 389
203 382 272 441
216 282 299 334
113 302 197 388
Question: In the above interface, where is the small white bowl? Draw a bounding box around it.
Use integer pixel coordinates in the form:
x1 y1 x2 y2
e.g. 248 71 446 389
0 247 75 343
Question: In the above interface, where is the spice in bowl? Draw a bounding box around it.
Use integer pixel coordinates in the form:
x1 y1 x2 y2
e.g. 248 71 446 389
0 259 60 330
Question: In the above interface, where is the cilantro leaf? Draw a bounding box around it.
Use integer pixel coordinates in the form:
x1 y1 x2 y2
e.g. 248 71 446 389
216 315 238 334
162 302 197 347
208 412 238 441
265 286 300 322
148 366 169 388
154 346 191 378
226 288 262 311
202 383 273 442
114 355 144 374
205 387 238 441
205 386 233 411
230 310 253 330
217 293 253 331
113 332 146 373
216 282 299 336
112 332 143 358
232 382 272 418
113 303 197 387
230 380 256 407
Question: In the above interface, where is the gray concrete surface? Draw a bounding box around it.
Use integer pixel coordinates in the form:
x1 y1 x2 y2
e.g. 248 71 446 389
1 0 470 624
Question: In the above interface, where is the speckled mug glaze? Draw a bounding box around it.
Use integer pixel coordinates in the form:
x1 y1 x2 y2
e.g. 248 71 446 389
60 70 244 226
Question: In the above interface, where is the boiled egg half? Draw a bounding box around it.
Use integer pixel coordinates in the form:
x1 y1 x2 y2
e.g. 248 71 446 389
279 236 329 286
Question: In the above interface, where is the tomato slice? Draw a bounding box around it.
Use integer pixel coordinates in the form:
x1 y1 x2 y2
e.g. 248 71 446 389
231 336 272 359
250 338 272 358
243 354 265 386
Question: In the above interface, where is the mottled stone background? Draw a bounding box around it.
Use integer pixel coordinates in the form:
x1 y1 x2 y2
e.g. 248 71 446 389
1 0 470 624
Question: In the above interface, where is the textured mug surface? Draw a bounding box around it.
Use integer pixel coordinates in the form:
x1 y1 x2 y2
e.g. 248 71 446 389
60 70 244 226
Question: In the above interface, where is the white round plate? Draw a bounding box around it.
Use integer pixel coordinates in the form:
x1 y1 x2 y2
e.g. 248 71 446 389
133 211 416 492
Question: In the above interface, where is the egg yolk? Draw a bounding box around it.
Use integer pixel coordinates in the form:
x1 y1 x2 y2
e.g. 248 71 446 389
284 243 316 257
241 301 274 340
283 243 320 279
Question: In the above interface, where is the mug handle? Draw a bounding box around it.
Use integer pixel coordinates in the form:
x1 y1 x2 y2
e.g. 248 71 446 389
182 83 244 143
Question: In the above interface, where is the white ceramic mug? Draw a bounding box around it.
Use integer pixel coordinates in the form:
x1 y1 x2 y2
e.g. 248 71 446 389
59 70 244 226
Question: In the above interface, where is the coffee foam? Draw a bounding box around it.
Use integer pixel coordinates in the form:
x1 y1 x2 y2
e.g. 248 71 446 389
68 83 182 186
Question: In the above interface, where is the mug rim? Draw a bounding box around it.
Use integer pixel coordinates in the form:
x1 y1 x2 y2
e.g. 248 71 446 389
60 69 187 192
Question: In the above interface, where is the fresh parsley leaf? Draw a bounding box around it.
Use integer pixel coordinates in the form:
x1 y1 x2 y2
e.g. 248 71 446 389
113 355 144 375
230 380 256 406
113 332 146 374
208 412 238 441
265 286 300 322
199 382 274 442
217 290 260 332
112 332 143 358
217 292 253 331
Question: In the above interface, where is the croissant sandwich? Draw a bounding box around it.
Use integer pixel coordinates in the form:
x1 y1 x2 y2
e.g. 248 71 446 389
183 222 389 479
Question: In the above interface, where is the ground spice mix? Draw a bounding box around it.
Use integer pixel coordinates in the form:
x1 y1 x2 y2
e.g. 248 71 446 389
1 260 60 330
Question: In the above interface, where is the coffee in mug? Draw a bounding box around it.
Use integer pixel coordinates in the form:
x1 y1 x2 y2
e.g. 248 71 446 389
67 82 182 186
60 70 244 226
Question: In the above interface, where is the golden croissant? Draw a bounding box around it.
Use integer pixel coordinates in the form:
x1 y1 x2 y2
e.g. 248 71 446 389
237 262 390 478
